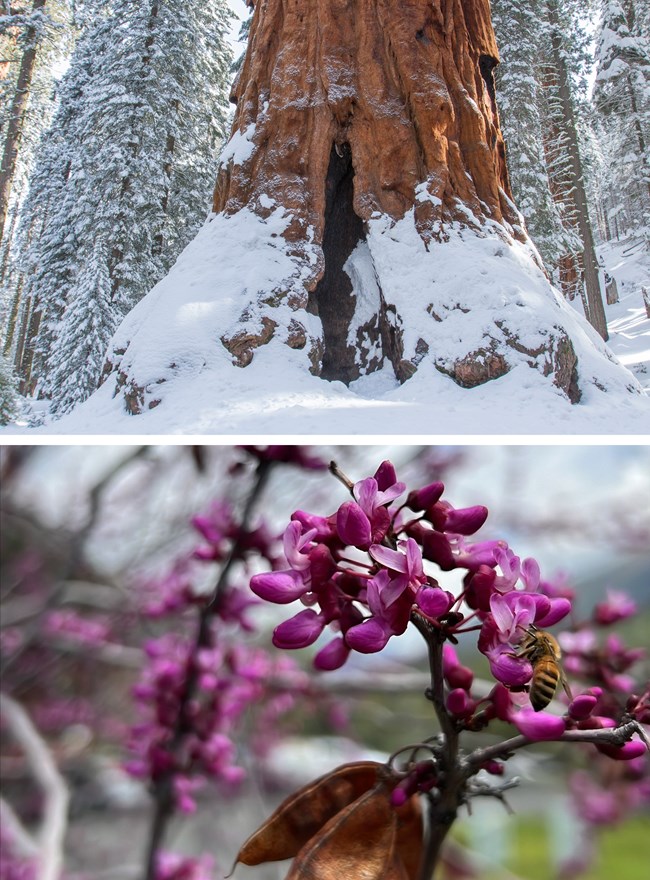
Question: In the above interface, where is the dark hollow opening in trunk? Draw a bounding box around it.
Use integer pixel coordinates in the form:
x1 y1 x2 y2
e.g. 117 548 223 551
309 142 365 384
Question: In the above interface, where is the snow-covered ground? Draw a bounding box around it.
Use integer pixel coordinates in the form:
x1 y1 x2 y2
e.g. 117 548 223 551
4 229 649 438
595 237 649 392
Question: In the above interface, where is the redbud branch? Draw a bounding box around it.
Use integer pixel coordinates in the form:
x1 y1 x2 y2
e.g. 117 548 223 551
143 458 275 880
463 720 644 774
410 614 463 880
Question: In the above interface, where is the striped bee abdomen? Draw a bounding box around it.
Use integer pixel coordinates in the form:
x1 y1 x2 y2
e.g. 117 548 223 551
529 661 560 711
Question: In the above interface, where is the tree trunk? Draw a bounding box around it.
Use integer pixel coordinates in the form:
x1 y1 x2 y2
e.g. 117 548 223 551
103 0 641 417
545 0 609 341
212 0 526 383
0 0 47 243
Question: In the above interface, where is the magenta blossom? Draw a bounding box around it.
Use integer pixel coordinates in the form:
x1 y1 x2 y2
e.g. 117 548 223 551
510 707 567 740
369 538 427 605
593 589 637 625
478 590 571 689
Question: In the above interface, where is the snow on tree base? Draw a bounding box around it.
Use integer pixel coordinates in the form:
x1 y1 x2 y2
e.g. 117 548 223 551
14 203 650 436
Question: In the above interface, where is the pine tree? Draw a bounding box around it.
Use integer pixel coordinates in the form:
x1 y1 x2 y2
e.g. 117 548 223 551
491 0 580 269
592 0 650 237
0 351 19 424
0 0 75 362
47 239 114 415
536 0 609 338
15 0 233 411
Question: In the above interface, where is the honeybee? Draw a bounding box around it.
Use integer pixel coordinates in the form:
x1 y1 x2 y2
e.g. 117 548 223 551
516 625 573 712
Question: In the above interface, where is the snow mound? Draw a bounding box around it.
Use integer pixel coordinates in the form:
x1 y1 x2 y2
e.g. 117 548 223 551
13 206 650 436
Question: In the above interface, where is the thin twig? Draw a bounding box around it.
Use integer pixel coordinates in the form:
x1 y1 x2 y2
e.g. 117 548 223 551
0 693 70 880
464 720 644 773
328 460 355 493
142 458 275 880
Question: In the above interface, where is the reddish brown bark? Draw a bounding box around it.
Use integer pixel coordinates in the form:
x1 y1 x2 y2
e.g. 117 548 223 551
215 0 515 239
211 0 525 382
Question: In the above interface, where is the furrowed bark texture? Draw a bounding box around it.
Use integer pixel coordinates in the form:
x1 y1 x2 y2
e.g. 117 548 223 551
212 0 528 384
215 0 514 237
544 0 608 341
108 0 635 414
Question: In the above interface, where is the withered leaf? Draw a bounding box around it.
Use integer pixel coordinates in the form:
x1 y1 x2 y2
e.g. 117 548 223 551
285 786 397 880
394 793 424 880
236 761 383 866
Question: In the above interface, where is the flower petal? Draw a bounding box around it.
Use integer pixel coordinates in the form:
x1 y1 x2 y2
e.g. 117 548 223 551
250 570 306 603
336 501 372 548
443 505 488 535
272 609 325 649
314 637 350 670
512 708 566 740
345 619 392 653
369 544 408 573
535 597 571 628
488 645 532 686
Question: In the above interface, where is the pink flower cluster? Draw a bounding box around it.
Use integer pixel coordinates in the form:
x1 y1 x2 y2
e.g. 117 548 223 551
126 632 312 811
43 609 112 645
250 462 568 686
126 499 311 812
251 461 505 670
249 461 649 751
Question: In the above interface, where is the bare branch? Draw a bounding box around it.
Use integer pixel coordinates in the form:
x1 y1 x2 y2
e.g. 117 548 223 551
0 795 39 859
328 460 355 493
0 692 69 880
464 720 644 773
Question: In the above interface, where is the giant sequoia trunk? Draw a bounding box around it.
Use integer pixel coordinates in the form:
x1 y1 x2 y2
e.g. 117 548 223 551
104 0 639 416
212 0 523 386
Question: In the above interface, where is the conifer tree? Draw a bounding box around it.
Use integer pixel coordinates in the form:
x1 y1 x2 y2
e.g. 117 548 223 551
47 239 114 415
0 351 19 423
540 0 608 340
491 0 579 270
592 0 650 237
0 0 75 362
15 0 233 414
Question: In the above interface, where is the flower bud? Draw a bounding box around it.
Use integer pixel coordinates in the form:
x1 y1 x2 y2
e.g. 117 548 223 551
596 741 647 761
416 585 453 619
374 460 398 491
250 569 306 603
568 694 598 721
446 664 474 691
336 501 372 549
420 529 455 570
482 760 505 776
442 505 489 535
272 609 325 649
407 482 445 511
447 688 471 716
314 637 350 670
